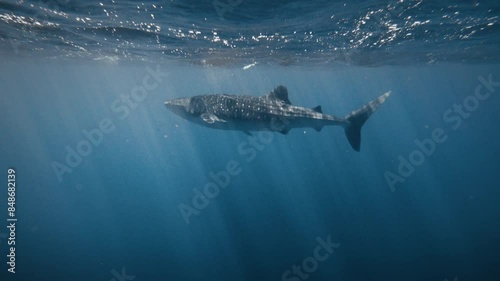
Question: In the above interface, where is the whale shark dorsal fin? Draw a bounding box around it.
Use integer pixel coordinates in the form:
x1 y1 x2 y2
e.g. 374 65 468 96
311 105 322 113
266 85 291 104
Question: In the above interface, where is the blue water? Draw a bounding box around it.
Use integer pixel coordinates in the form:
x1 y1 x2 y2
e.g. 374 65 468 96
1 1 500 281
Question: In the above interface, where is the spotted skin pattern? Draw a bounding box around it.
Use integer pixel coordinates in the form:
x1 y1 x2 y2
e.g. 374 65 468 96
192 94 340 122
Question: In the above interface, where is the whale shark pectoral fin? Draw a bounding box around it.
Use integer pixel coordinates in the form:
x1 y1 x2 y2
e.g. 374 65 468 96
201 113 215 123
201 113 226 124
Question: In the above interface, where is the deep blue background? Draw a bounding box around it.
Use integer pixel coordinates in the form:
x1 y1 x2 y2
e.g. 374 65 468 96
1 0 500 280
0 62 500 281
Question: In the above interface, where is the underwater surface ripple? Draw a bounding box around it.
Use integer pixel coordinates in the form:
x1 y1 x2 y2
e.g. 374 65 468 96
0 0 499 65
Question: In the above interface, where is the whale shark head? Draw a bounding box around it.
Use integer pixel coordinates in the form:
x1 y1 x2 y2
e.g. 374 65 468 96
164 97 193 119
164 96 207 119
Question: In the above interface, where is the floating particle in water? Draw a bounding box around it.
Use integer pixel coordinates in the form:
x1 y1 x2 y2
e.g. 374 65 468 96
243 62 257 70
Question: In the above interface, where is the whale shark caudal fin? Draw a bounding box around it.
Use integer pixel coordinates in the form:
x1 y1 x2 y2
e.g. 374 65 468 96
343 91 392 151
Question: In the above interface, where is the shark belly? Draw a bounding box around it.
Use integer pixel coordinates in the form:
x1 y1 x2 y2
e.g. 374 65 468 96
204 108 345 134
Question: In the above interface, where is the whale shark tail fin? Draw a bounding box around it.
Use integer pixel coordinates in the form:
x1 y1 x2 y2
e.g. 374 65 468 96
343 91 391 151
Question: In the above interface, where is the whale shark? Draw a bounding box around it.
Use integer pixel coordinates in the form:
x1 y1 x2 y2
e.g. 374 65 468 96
164 86 391 151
